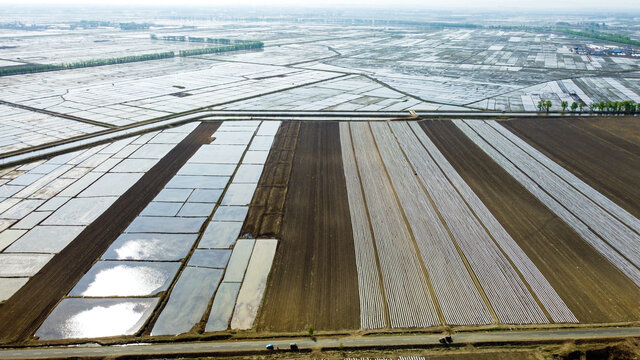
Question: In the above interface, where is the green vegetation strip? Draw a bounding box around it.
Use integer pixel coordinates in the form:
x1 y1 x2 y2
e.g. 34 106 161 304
555 29 640 46
178 41 263 56
488 25 640 47
0 41 263 77
151 34 233 44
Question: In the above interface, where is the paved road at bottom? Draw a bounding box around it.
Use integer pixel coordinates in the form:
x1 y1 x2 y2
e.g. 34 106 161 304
0 327 639 359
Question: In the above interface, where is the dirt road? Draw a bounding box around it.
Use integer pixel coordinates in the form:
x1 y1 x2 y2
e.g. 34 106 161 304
1 327 639 359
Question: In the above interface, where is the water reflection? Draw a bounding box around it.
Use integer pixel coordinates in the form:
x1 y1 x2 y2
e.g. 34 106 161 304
71 262 180 297
84 265 165 296
36 298 158 340
62 302 147 338
115 239 161 259
104 233 196 261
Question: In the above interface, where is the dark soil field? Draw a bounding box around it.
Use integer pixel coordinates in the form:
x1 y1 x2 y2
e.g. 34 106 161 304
0 122 221 344
241 121 300 238
502 118 640 220
419 120 640 323
584 117 640 149
254 121 360 332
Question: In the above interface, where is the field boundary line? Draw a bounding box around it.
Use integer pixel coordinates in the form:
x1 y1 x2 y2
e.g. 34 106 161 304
0 100 116 129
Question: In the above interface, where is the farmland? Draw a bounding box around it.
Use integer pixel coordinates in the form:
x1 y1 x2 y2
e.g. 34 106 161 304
254 122 360 332
455 120 640 287
502 119 640 219
421 120 640 323
0 6 640 359
3 116 639 347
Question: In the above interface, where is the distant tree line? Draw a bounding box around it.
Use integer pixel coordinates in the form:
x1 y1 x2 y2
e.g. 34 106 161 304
178 41 263 56
371 20 481 29
589 100 640 114
0 21 49 31
119 22 153 31
150 34 235 45
537 99 640 114
0 39 263 77
489 24 640 47
537 100 554 112
69 20 112 30
0 52 174 76
0 63 65 76
151 23 638 48
555 29 640 47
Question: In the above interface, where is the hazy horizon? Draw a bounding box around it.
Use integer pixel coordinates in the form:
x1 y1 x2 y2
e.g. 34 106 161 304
1 0 640 13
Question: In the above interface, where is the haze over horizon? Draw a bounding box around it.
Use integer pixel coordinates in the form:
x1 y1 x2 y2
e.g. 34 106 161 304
1 0 639 12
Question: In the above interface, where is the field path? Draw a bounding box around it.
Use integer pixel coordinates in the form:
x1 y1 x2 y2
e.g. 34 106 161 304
2 327 640 359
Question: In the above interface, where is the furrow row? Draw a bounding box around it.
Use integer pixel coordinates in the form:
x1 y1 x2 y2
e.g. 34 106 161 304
370 122 492 326
455 119 640 286
408 122 576 323
389 122 547 324
349 122 440 328
487 120 640 238
339 123 386 329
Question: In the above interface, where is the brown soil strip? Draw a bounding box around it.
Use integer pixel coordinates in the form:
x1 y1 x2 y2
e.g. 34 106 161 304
241 121 300 237
255 121 360 331
502 118 640 220
419 120 640 323
0 122 221 344
584 117 640 151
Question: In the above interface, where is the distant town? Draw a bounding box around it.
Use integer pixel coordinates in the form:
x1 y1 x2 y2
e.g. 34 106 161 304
572 44 640 57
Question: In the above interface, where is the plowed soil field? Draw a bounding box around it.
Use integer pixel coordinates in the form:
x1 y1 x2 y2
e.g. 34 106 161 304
419 120 640 323
502 118 640 220
241 121 300 237
584 117 640 150
254 121 360 331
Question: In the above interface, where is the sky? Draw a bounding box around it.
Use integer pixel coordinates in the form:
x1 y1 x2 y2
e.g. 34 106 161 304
1 0 639 11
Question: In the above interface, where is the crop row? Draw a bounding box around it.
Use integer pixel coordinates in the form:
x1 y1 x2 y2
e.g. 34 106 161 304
340 121 575 328
388 122 548 324
456 119 640 287
406 122 577 323
346 122 441 328
339 124 387 329
370 122 493 326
